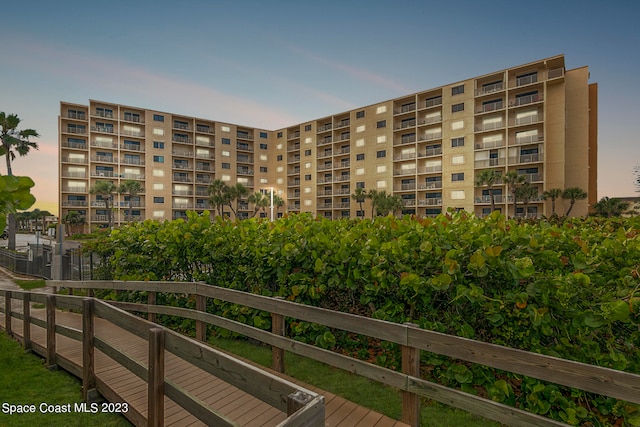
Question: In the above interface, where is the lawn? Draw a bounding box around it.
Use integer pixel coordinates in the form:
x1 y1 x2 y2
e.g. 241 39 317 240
0 331 131 427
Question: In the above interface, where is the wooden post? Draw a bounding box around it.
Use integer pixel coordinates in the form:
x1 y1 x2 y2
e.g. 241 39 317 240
287 390 314 416
271 297 285 373
402 323 421 427
23 293 31 351
82 298 96 400
148 327 165 427
46 294 57 369
148 291 156 323
195 294 206 342
3 291 11 336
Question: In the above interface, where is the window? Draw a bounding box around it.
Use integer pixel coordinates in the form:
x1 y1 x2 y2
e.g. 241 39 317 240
221 126 230 132
153 155 164 163
376 120 387 128
221 138 230 145
356 110 365 119
153 141 164 149
376 150 386 158
356 125 366 133
356 181 365 189
153 114 164 122
376 106 387 114
305 149 311 156
452 173 465 182
452 103 464 113
259 143 267 150
451 84 465 95
376 135 386 143
356 167 365 175
451 137 464 148
304 174 311 181
153 128 164 136
260 166 268 173
222 162 230 169
304 124 312 131
152 183 164 190
451 155 465 165
153 197 164 203
451 120 464 131
260 132 268 138
356 153 365 161
451 190 465 200
376 165 386 173
277 155 283 161
277 131 283 138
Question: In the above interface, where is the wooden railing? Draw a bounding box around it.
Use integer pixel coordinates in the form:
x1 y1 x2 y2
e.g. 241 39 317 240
0 289 324 427
38 281 640 427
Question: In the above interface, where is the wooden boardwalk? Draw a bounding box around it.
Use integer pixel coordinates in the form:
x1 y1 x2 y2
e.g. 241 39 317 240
1 304 409 427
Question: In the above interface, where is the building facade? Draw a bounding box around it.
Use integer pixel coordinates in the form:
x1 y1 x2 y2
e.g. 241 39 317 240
59 55 597 229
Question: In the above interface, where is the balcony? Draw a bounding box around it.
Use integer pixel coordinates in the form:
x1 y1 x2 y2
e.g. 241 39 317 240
418 116 442 126
121 142 144 152
237 168 254 175
334 120 350 129
420 146 443 157
418 165 442 174
511 114 541 127
394 134 417 146
510 93 543 107
317 137 333 146
287 131 300 139
475 82 504 96
173 122 190 130
121 157 144 165
514 133 544 145
195 152 214 159
515 74 538 87
62 200 88 207
395 119 416 130
196 176 212 184
196 125 214 134
173 135 192 144
91 170 116 178
474 158 506 168
318 203 333 210
394 183 416 191
195 164 212 172
121 173 144 180
475 140 504 150
418 132 441 142
509 153 541 164
122 114 144 124
288 144 300 152
90 140 117 149
334 175 351 182
288 180 301 186
394 168 417 176
318 150 332 158
476 100 504 114
402 199 417 207
172 149 194 157
62 141 87 149
288 155 301 164
334 161 350 169
62 171 87 178
420 181 442 190
91 125 115 134
237 131 254 141
336 133 350 141
394 152 416 161
237 143 254 152
334 188 351 195
173 203 193 209
123 215 144 222
65 126 87 135
519 173 544 183
475 121 504 132
424 97 442 108
394 103 416 115
91 215 109 222
475 195 506 204
172 190 194 196
288 167 301 175
66 111 87 120
419 198 442 206
173 175 192 183
61 156 87 164
173 162 191 170
335 202 351 209
317 123 332 133
121 129 144 138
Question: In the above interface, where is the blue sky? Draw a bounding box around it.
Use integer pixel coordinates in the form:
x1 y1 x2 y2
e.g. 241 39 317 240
1 0 639 214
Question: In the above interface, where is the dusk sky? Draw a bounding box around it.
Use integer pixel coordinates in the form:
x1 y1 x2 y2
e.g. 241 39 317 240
1 1 639 215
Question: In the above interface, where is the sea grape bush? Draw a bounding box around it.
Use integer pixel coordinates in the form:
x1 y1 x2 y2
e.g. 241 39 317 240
87 211 640 426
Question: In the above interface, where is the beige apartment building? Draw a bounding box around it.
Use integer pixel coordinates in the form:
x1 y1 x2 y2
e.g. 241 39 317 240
59 55 597 230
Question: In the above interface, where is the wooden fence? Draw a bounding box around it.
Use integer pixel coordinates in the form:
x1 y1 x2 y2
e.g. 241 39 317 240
42 280 640 427
0 289 324 427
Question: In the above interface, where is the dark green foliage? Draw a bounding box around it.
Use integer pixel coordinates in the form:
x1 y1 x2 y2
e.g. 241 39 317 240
87 211 640 426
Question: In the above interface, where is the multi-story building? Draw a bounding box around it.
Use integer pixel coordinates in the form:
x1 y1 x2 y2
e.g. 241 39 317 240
59 55 597 230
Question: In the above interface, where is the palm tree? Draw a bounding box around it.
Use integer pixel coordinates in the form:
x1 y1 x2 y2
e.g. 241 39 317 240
367 189 381 217
62 211 86 235
272 195 285 217
542 188 563 216
0 112 39 250
503 171 527 217
90 180 117 228
562 187 587 217
474 169 502 213
118 180 143 221
207 179 228 217
351 187 367 217
247 192 269 218
225 183 249 218
593 197 628 218
515 183 539 218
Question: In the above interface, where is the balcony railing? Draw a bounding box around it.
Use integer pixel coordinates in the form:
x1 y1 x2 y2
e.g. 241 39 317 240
548 68 564 79
317 124 332 132
402 199 417 207
91 140 117 149
122 114 143 124
334 120 350 129
395 119 416 130
475 195 506 204
121 157 144 165
62 200 88 207
419 198 442 206
334 188 351 195
196 125 214 134
173 135 192 144
66 111 87 120
62 141 87 149
317 137 333 145
237 144 254 152
477 100 504 114
62 171 87 178
475 140 504 150
511 114 541 126
172 190 194 196
333 175 351 182
121 143 144 151
475 121 504 132
509 153 541 164
195 176 212 184
120 129 144 138
394 183 416 191
91 125 115 134
418 132 442 142
418 116 442 126
91 171 116 178
420 147 443 157
475 82 504 96
173 163 191 170
424 97 442 108
173 176 192 183
515 74 538 87
287 131 300 139
474 158 505 168
394 168 417 176
287 180 301 186
511 93 543 107
61 156 87 164
288 144 300 152
318 150 332 158
172 150 194 157
91 215 109 222
334 161 350 169
287 156 301 164
420 181 442 190
173 123 190 130
65 126 87 135
418 165 442 174
237 132 254 140
519 173 544 183
394 153 416 161
514 133 544 145
195 165 212 172
395 103 416 114
237 168 254 175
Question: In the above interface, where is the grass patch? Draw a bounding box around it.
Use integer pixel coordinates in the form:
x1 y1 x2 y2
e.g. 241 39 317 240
0 331 131 427
13 279 46 290
208 335 498 427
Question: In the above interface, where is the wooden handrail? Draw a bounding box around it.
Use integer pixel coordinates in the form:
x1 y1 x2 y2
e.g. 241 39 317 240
42 280 640 427
0 290 325 427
